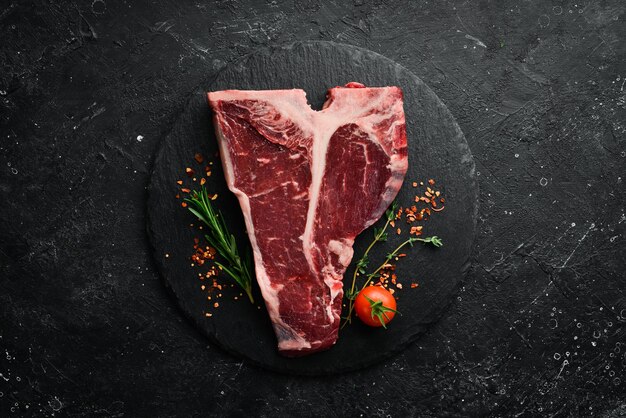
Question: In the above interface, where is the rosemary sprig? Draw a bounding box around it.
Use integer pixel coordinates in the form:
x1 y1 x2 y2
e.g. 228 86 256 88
184 186 255 303
342 234 443 327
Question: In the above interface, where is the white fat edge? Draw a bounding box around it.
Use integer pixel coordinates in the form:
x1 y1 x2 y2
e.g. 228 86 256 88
279 338 312 351
210 89 318 140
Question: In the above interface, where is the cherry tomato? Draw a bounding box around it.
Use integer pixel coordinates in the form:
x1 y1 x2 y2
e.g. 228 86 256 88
354 285 398 328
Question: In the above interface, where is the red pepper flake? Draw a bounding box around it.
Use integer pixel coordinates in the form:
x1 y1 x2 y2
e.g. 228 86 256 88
205 313 212 317
194 153 204 164
181 188 191 193
176 180 183 185
181 202 187 208
410 226 423 236
211 194 218 200
175 194 180 199
396 283 403 289
412 182 418 187
185 167 195 177
411 283 419 288
396 228 401 235
428 179 435 185
397 253 407 258
200 178 206 186
214 302 219 308
390 220 395 227
440 198 445 203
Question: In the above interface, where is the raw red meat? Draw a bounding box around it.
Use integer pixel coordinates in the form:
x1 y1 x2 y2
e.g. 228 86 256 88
207 83 408 356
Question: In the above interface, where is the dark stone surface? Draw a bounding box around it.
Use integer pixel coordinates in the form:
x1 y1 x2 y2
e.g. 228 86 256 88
1 0 624 415
147 41 478 374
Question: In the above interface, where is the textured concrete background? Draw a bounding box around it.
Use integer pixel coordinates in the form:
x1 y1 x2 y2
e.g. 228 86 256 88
1 0 625 416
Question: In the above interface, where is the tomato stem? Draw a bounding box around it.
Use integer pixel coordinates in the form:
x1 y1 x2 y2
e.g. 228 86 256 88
365 295 400 328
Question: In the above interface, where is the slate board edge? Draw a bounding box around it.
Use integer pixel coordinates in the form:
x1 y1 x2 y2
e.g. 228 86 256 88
146 40 479 376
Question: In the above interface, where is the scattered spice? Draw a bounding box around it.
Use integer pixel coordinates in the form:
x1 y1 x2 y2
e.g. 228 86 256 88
194 153 204 164
185 167 195 177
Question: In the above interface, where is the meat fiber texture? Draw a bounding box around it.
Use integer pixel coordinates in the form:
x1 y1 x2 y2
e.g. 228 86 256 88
207 83 408 356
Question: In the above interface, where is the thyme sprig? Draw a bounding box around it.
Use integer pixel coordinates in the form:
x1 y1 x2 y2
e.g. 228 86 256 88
185 186 255 303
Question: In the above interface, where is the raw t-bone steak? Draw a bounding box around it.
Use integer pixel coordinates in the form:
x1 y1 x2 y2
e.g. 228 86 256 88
207 82 408 356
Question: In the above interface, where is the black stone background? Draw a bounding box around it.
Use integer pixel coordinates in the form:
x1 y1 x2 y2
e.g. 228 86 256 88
1 0 624 416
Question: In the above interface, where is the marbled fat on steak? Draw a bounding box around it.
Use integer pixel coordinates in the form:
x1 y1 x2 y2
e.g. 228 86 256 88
207 83 408 356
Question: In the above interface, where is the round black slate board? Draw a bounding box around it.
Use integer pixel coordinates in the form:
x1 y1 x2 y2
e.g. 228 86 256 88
147 41 478 375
